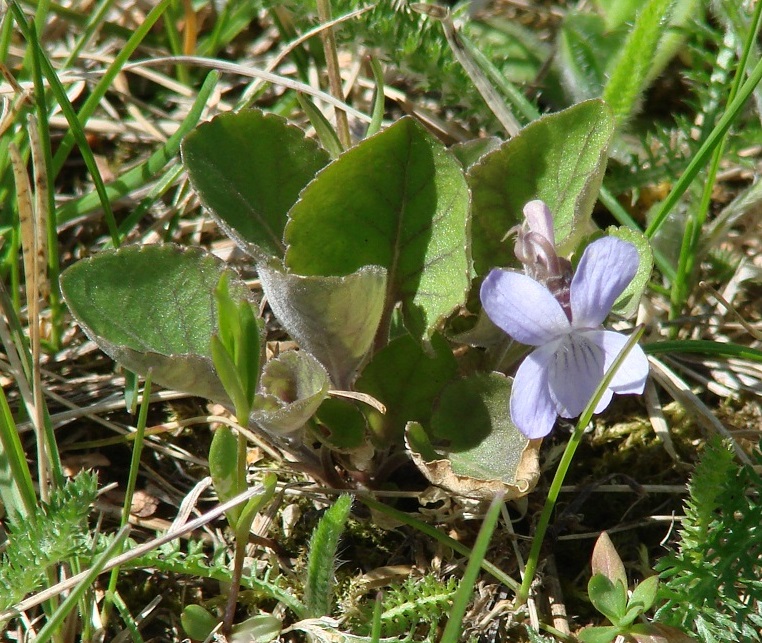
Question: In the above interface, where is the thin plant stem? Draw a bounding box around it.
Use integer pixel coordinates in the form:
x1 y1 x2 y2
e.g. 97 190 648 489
101 373 152 628
516 326 646 605
316 0 351 149
440 494 504 643
360 495 520 591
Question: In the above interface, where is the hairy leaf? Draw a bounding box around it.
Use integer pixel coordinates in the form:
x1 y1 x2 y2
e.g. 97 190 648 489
355 333 457 444
406 373 540 500
60 245 251 403
182 110 330 260
468 100 614 274
285 117 470 342
258 262 387 388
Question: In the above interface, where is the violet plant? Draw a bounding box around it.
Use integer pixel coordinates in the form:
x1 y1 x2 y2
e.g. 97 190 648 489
58 98 654 614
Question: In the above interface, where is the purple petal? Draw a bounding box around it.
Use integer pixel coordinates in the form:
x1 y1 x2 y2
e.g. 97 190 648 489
584 329 649 394
594 388 614 414
480 269 570 346
548 333 606 418
570 237 639 329
523 200 555 246
510 343 559 438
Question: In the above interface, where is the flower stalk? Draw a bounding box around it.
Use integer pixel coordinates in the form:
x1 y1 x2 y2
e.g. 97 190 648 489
516 325 646 606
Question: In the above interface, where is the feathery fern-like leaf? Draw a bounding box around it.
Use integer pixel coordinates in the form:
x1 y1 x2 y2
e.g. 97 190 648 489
0 471 98 610
655 438 762 641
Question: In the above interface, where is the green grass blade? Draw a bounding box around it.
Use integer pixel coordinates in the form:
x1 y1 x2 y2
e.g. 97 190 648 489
644 339 762 361
439 495 503 643
49 0 172 176
11 2 120 245
0 385 36 518
56 71 218 226
669 0 762 317
644 54 762 239
61 0 117 67
102 373 152 626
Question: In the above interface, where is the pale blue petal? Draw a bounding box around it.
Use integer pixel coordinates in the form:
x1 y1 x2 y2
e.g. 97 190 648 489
570 237 639 329
584 329 649 394
594 388 614 414
548 333 606 418
481 269 570 346
523 200 555 246
511 343 559 438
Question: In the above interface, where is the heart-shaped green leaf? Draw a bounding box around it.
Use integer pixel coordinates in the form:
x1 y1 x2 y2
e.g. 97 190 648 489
182 110 330 261
406 372 540 499
355 333 457 445
468 99 614 274
60 244 252 403
258 262 387 388
314 397 367 450
285 117 471 342
251 351 330 435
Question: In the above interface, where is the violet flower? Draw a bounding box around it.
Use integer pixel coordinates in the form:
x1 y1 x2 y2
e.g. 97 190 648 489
480 201 649 439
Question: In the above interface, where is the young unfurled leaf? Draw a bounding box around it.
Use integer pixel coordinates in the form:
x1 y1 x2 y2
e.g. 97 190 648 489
213 274 262 422
182 110 330 261
60 244 252 404
285 117 470 343
258 262 387 389
251 351 330 435
468 99 614 273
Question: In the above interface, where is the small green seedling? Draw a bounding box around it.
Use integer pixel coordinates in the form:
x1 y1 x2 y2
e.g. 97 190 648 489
579 532 689 643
